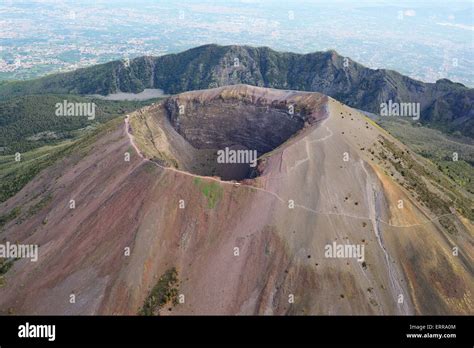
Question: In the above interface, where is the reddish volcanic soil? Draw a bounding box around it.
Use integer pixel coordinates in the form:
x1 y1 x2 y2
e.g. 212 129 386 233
0 85 472 315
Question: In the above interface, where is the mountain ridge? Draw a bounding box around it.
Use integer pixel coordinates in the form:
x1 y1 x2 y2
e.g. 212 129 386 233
0 44 472 137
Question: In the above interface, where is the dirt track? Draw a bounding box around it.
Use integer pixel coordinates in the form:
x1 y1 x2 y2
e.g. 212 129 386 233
0 85 472 315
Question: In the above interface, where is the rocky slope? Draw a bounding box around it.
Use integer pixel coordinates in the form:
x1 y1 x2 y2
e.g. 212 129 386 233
0 85 472 315
0 45 472 137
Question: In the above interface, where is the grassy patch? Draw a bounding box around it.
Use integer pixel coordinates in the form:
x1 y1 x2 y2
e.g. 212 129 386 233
0 143 71 203
0 258 15 287
0 259 14 275
436 160 474 194
138 268 179 316
26 192 53 217
193 177 223 209
143 161 157 174
0 206 21 229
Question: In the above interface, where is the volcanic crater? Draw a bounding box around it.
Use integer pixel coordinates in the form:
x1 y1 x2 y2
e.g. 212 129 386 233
1 84 472 316
130 84 329 180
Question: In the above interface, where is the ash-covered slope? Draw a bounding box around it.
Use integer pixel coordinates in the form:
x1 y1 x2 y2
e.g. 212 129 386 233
0 85 472 315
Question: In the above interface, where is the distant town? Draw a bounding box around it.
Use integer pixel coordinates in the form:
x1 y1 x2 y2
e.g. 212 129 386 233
0 1 472 86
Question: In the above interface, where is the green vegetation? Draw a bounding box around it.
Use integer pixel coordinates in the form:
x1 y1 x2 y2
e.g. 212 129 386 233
152 152 179 169
0 56 164 99
0 94 156 155
438 215 458 235
0 60 122 98
0 206 21 229
1 44 471 137
143 161 158 174
375 116 474 194
436 160 474 194
0 259 14 276
26 192 53 218
193 177 223 209
378 136 473 231
138 268 179 316
0 88 162 205
0 258 15 287
0 117 123 204
0 142 70 203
